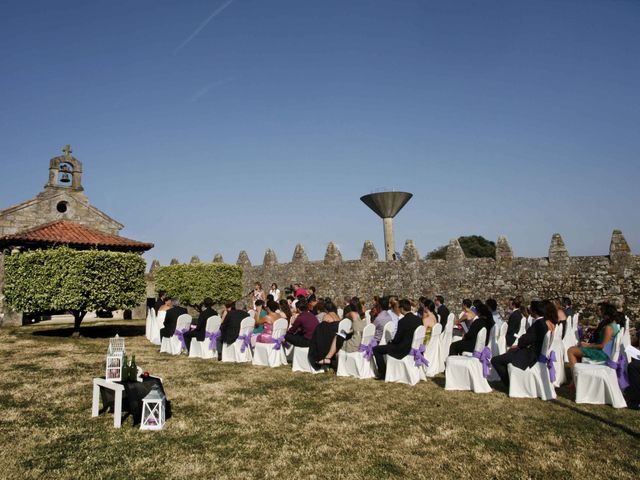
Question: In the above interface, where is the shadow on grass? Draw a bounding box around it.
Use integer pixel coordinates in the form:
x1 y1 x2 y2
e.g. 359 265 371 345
32 324 145 339
551 399 640 439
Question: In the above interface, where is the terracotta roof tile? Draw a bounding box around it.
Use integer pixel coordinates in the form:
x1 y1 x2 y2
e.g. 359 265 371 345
0 220 153 252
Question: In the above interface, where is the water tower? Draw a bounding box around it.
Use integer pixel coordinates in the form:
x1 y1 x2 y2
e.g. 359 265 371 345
360 191 413 261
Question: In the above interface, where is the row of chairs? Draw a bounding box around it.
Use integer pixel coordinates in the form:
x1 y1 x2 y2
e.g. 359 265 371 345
148 309 630 408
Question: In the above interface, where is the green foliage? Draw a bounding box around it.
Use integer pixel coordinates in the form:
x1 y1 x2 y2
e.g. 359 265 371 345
154 263 243 308
426 235 496 260
3 247 147 314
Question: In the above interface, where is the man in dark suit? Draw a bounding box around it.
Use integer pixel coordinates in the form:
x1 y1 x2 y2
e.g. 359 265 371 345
506 297 524 347
373 299 422 380
159 298 188 339
217 300 249 359
183 297 218 351
435 295 450 329
449 303 495 356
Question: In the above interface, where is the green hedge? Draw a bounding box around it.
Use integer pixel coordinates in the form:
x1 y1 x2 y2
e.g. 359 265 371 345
154 263 243 308
3 247 147 330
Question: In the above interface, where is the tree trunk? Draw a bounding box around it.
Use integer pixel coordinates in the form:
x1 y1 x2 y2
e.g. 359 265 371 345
71 310 86 337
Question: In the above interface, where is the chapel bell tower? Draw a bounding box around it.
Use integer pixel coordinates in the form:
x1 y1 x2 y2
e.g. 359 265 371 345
45 144 84 191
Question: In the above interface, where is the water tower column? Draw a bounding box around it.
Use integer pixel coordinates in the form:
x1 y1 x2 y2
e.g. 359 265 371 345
383 217 395 261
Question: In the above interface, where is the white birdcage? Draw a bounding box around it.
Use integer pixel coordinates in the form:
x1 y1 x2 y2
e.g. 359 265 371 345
105 335 126 382
140 384 166 431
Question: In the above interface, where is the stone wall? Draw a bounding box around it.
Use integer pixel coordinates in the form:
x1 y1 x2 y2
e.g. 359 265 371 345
148 230 639 321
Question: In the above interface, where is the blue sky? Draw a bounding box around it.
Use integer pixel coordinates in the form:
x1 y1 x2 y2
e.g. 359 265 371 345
1 0 639 266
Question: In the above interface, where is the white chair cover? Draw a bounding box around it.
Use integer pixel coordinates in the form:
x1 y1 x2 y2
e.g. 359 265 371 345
508 330 557 401
291 346 324 374
379 321 395 346
549 324 567 386
487 322 509 381
574 329 627 408
337 323 377 379
437 313 456 374
337 308 344 319
221 317 256 363
160 314 192 355
424 323 443 377
150 310 164 345
385 326 427 386
338 318 353 335
188 315 222 359
622 316 631 350
145 308 155 341
252 318 289 367
445 328 492 393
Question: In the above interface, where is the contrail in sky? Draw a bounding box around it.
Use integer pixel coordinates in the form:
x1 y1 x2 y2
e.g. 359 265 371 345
174 0 236 53
190 77 235 102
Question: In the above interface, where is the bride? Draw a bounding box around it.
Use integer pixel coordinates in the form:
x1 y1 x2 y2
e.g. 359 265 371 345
151 297 172 345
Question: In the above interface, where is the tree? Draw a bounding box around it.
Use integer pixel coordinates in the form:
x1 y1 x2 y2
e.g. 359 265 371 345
3 247 146 334
426 235 496 260
154 263 243 311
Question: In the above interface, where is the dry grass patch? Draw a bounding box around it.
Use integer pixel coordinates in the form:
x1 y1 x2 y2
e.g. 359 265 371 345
0 320 638 479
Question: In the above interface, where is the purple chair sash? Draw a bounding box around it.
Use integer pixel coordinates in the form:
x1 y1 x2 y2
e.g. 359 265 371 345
270 335 288 350
205 330 221 350
238 333 253 353
538 350 557 383
606 352 630 391
410 344 429 368
472 346 492 378
358 339 378 361
174 328 189 351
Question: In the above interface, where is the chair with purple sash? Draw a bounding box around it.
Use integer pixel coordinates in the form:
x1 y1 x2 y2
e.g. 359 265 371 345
437 313 456 374
337 323 377 379
488 323 508 382
292 319 353 375
574 327 627 408
253 318 289 367
445 327 492 393
508 330 557 400
423 323 443 378
221 317 256 363
160 314 192 355
188 315 222 359
384 325 427 386
550 324 567 387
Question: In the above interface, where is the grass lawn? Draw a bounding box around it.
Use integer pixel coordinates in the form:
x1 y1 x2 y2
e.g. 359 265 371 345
1 320 638 479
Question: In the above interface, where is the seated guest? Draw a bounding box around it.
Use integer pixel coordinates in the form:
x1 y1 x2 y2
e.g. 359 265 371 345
434 295 450 329
567 303 620 368
183 297 218 351
307 286 317 302
317 298 366 366
314 299 328 322
449 303 494 356
491 300 558 388
154 290 167 314
256 300 281 344
628 356 640 410
421 299 438 345
373 299 422 380
562 297 573 317
308 300 341 368
217 301 250 359
278 299 293 323
253 300 268 334
552 299 568 338
284 298 319 347
369 295 381 322
388 297 401 333
373 296 392 342
455 299 477 337
506 297 524 347
159 297 188 339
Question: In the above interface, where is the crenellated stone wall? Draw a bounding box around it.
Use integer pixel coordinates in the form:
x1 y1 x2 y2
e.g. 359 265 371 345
147 230 640 320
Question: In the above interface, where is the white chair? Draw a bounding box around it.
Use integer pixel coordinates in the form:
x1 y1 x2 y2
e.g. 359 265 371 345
379 321 395 346
252 318 289 367
514 315 528 344
438 314 456 374
508 331 557 400
221 317 256 363
188 315 222 359
160 314 192 355
145 308 155 341
574 330 627 408
337 323 377 379
365 310 371 323
424 323 443 378
150 310 165 346
445 328 492 393
622 316 631 350
291 319 350 374
385 325 427 386
549 324 567 386
337 308 344 319
487 323 508 382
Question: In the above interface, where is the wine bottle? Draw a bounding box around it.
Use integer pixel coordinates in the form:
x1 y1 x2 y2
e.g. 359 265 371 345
121 354 128 382
129 354 138 382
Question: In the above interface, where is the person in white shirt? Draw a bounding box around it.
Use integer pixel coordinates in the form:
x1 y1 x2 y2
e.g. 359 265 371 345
269 283 281 301
486 298 503 331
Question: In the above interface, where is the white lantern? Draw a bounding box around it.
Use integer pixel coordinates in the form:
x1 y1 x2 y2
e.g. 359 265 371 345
140 384 166 431
105 334 126 382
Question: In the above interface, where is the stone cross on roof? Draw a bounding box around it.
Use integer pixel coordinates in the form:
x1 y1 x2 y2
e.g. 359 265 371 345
62 144 72 157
